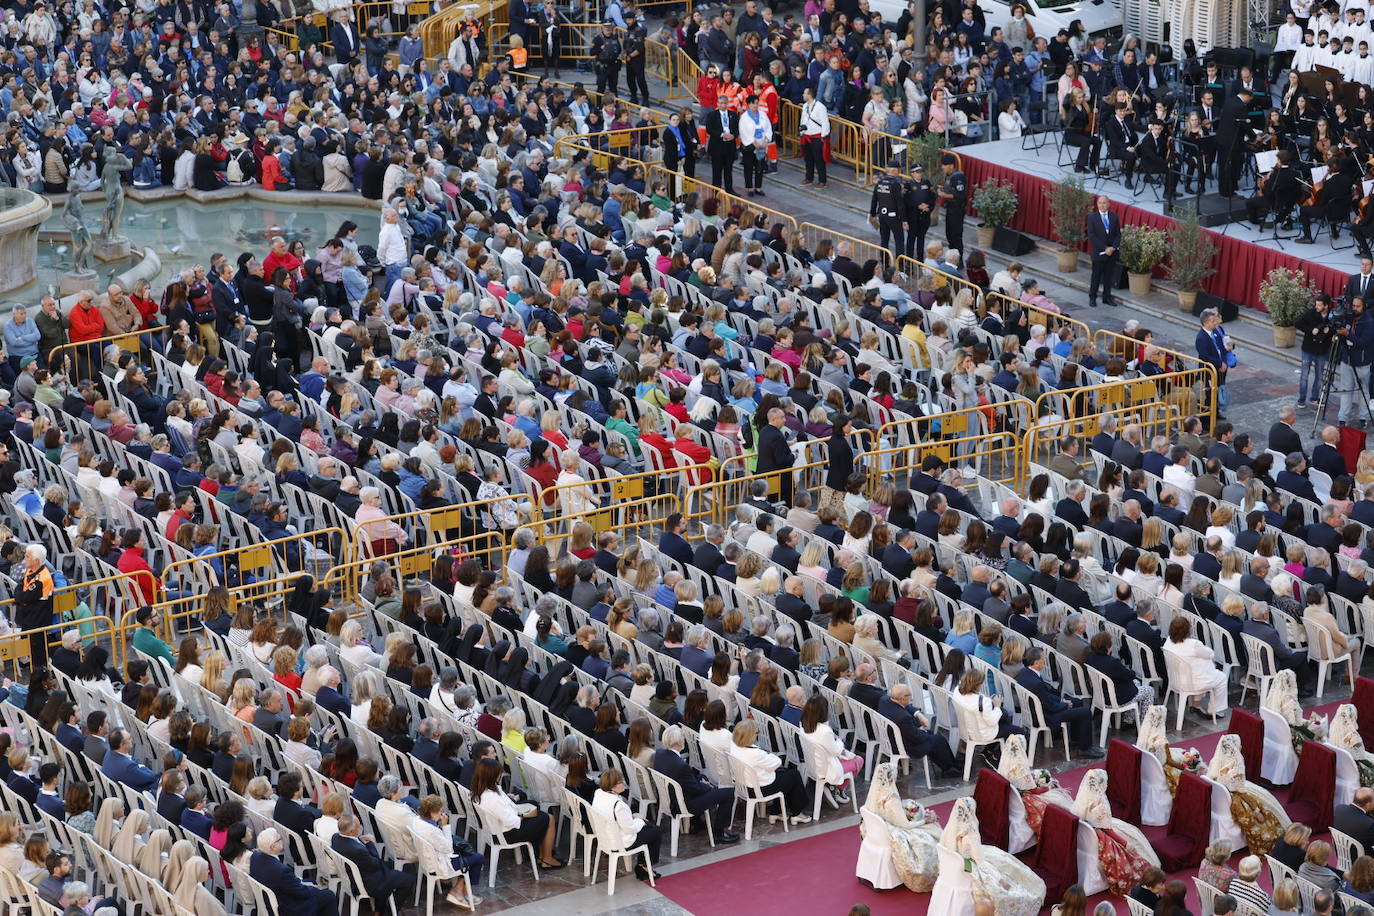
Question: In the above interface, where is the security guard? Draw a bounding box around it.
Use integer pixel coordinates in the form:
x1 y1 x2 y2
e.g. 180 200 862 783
869 159 907 260
591 21 622 97
904 163 934 261
623 14 649 105
937 152 968 255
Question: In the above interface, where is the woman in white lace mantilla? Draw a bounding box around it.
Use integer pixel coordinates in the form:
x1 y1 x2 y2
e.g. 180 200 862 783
930 797 1046 916
1264 668 1321 755
1330 704 1374 786
1072 769 1160 894
860 761 941 892
1206 734 1291 855
997 733 1074 837
1139 703 1190 795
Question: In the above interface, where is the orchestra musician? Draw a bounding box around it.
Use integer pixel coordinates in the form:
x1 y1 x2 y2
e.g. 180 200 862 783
1103 102 1140 187
1063 88 1100 174
1353 179 1374 259
1136 118 1176 201
1178 110 1215 193
1246 149 1303 227
1297 151 1358 244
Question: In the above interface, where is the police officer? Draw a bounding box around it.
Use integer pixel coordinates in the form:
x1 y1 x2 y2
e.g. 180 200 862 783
623 14 649 105
869 160 907 260
591 21 622 97
937 152 967 255
904 163 934 261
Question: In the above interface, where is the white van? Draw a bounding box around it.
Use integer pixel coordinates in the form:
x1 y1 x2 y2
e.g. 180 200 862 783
872 0 1123 40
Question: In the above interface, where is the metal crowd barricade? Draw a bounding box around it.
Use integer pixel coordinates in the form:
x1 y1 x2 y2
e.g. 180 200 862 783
1021 403 1189 484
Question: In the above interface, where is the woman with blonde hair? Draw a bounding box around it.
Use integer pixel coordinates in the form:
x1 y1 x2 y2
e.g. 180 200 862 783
1206 505 1237 550
228 679 257 723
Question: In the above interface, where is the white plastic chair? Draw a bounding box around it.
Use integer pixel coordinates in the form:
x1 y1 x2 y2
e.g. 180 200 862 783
726 754 791 841
1258 705 1301 786
1303 620 1354 698
1239 633 1278 707
1083 665 1137 748
1075 820 1107 895
855 808 903 890
1162 649 1220 730
586 805 656 896
1332 827 1362 873
1203 777 1246 850
1194 877 1223 916
1139 750 1174 826
470 800 542 888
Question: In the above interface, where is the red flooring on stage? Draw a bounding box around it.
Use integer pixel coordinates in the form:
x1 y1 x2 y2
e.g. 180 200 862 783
654 702 1342 915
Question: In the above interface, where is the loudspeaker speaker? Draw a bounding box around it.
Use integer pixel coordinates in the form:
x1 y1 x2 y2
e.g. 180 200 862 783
1193 290 1240 321
992 227 1037 255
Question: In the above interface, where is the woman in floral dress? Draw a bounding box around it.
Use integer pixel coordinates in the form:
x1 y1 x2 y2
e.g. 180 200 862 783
930 797 1046 916
1205 734 1291 856
1330 704 1374 786
1072 769 1161 894
860 761 941 892
996 733 1075 838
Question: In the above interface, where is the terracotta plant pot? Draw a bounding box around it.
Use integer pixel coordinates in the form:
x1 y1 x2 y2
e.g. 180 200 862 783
977 226 997 247
1057 249 1078 273
1273 325 1297 348
1177 290 1199 313
1127 272 1152 296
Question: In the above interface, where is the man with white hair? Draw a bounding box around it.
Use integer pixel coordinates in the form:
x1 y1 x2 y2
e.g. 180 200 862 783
680 625 714 676
250 826 339 915
314 666 351 717
568 684 600 734
15 543 54 664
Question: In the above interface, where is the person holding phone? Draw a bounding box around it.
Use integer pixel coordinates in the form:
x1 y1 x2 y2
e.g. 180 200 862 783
469 758 564 870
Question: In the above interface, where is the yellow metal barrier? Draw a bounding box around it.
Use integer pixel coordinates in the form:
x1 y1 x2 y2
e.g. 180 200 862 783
1021 403 1187 486
682 457 832 530
533 463 713 528
1031 369 1213 437
0 615 121 677
865 429 1025 490
895 254 985 306
876 400 1035 451
329 526 511 603
159 528 348 604
420 0 506 60
516 491 683 552
49 325 166 377
155 573 308 646
347 493 530 553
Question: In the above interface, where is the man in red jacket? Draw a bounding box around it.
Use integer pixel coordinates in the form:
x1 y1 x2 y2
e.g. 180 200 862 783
672 427 717 486
66 289 105 381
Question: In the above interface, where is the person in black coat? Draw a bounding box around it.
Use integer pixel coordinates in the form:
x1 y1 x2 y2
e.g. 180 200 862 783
331 817 415 905
755 409 795 504
824 416 855 505
691 531 726 576
658 513 694 565
250 830 338 916
1085 194 1122 307
1083 632 1145 707
273 772 321 839
661 110 698 178
1269 407 1306 456
1335 790 1374 856
704 95 738 193
653 738 738 842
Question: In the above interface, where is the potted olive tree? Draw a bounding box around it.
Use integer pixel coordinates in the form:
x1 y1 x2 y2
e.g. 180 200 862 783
1166 206 1217 311
973 177 1019 248
1045 174 1093 273
1258 266 1315 348
906 134 946 224
1119 224 1167 296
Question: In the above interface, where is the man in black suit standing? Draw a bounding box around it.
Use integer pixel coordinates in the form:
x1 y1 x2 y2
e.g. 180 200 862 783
704 94 738 193
1086 194 1121 308
653 727 740 843
1269 405 1305 457
755 407 795 505
330 13 362 67
1336 788 1374 856
1347 256 1374 305
1216 88 1254 198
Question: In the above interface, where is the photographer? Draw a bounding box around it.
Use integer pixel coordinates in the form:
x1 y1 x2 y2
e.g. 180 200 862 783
1337 296 1374 428
1296 294 1335 408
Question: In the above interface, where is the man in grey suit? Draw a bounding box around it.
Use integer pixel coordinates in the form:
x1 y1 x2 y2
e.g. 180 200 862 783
1110 423 1144 470
82 711 108 764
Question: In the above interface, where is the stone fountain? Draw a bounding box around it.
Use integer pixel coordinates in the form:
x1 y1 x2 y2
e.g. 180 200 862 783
0 189 52 294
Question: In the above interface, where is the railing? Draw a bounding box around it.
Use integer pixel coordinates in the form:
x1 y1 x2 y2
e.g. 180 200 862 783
419 0 507 60
265 0 434 54
865 429 1024 489
1031 369 1215 442
1021 402 1187 480
0 615 122 677
877 400 1035 452
895 254 984 307
158 529 348 606
156 573 308 646
532 463 713 528
515 491 682 553
49 325 166 375
327 527 510 603
682 457 832 531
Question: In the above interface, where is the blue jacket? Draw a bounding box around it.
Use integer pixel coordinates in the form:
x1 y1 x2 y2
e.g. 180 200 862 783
101 749 157 793
181 807 213 839
1195 326 1230 372
3 318 40 365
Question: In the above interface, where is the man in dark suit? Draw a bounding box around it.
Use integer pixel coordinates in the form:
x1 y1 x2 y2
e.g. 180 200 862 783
181 789 213 839
314 668 351 718
879 684 960 776
990 497 1022 539
332 816 414 906
1111 500 1145 548
1216 88 1254 198
911 455 945 494
1307 505 1347 556
1269 405 1305 457
691 527 726 576
1102 104 1139 189
704 94 739 193
1356 485 1374 527
914 493 945 541
82 711 108 765
1056 487 1089 528
157 769 187 825
1313 425 1350 479
881 531 917 580
1110 423 1144 470
251 828 339 915
658 513 694 565
755 407 795 505
1016 647 1103 756
653 737 740 843
1240 557 1276 603
1122 471 1155 517
961 568 993 612
1090 417 1119 457
1337 561 1370 603
34 764 63 819
1277 451 1321 502
771 527 802 573
1156 489 1187 528
101 729 157 793
1348 256 1374 304
1243 604 1312 693
55 708 84 756
1336 788 1374 856
1142 437 1171 477
1086 194 1122 307
594 532 622 576
1125 602 1166 676
274 772 322 839
331 17 361 66
1055 559 1094 611
775 576 813 625
1103 584 1136 627
1192 536 1224 581
680 629 715 677
412 720 440 769
848 664 886 710
1235 511 1267 553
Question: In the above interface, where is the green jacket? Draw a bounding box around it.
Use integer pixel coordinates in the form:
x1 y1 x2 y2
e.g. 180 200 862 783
132 626 175 666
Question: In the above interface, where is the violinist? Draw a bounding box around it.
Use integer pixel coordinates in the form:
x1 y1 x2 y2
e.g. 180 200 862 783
1313 117 1337 161
1245 149 1303 228
1104 102 1140 187
1137 118 1175 200
1063 87 1099 173
1296 151 1357 244
1354 181 1374 259
1178 110 1214 192
1252 110 1286 154
1286 94 1318 140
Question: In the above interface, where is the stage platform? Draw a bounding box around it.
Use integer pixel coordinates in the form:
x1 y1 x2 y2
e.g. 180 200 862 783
956 136 1362 310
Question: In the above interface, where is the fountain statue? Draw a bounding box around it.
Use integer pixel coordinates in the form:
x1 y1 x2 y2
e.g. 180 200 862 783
0 186 50 293
94 146 132 261
59 175 96 295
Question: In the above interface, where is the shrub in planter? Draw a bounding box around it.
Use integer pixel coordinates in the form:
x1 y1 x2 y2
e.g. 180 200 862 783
1045 174 1092 272
1167 206 1217 311
1258 266 1315 348
1119 224 1167 295
973 177 1019 245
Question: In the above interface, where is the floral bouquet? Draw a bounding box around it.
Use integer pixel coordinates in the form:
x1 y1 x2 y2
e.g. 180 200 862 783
1033 769 1055 788
1180 748 1204 773
1307 713 1329 742
903 799 922 820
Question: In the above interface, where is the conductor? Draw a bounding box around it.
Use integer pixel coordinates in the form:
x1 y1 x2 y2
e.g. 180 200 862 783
1216 87 1254 198
1086 194 1121 308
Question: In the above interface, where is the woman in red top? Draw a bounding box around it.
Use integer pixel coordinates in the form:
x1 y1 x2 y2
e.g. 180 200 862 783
672 429 715 485
525 439 560 507
696 65 721 110
202 359 227 399
272 646 302 712
128 279 158 328
638 413 677 470
116 529 161 604
320 738 360 786
259 148 286 189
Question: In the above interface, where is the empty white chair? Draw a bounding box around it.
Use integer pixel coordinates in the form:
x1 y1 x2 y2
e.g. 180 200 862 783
855 809 903 890
1075 819 1108 895
1139 750 1174 826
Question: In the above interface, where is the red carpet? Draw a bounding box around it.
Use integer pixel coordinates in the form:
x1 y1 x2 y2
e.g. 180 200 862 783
655 700 1347 915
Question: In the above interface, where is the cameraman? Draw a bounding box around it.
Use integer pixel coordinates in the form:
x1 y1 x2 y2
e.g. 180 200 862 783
1338 296 1374 428
1296 294 1335 408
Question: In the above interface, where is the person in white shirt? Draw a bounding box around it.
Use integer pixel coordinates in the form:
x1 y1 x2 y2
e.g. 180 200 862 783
997 99 1026 139
313 793 346 846
1293 0 1313 22
800 695 863 804
1162 445 1197 506
376 208 409 297
413 795 484 908
374 775 421 862
737 94 773 198
799 86 830 187
469 757 563 869
522 728 567 781
729 719 812 824
952 669 1025 753
591 769 662 881
283 716 322 770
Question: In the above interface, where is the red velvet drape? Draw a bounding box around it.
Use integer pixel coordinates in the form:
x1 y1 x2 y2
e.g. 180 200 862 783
1156 773 1213 871
1032 804 1080 903
1354 677 1374 748
1105 739 1142 825
961 157 1351 311
1286 741 1338 834
973 767 1012 850
1227 709 1266 783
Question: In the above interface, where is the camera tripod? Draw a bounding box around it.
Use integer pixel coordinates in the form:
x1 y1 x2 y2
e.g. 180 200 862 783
1313 328 1374 434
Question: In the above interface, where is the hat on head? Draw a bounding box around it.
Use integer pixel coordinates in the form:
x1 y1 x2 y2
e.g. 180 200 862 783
940 153 957 166
911 163 925 172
